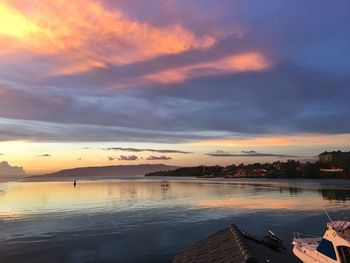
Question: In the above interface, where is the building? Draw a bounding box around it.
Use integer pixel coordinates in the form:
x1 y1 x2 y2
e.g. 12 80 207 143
319 150 350 163
173 224 297 263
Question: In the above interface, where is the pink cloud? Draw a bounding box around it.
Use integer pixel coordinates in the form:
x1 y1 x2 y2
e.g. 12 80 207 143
143 52 271 84
0 0 216 75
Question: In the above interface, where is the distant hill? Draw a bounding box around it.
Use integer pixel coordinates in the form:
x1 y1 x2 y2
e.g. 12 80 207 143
34 164 179 179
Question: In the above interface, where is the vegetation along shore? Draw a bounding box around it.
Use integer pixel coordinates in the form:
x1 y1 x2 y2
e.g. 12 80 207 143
146 151 350 179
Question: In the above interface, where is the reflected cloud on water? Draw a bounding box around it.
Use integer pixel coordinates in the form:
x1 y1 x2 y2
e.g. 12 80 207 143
0 178 349 262
0 179 349 220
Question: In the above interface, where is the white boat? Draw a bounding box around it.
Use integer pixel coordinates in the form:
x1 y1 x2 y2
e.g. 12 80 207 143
292 219 350 263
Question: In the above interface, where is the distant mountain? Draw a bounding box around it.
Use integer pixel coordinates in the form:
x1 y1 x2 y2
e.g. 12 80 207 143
34 164 179 178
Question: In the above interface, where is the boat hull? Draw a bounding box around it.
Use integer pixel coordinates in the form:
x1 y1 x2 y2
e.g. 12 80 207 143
293 245 319 263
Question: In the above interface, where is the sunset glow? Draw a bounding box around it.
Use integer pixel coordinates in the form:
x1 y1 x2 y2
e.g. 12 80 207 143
144 52 271 84
0 0 215 67
1 2 350 263
197 134 350 147
0 0 349 174
0 3 39 37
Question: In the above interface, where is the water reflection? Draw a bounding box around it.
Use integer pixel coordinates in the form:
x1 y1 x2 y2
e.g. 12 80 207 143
320 189 350 201
0 179 349 220
0 179 349 262
0 180 176 219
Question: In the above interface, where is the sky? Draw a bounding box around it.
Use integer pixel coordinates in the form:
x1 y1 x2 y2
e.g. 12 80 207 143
0 0 350 174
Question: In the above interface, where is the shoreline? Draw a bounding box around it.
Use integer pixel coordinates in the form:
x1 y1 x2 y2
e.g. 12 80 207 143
1 175 350 185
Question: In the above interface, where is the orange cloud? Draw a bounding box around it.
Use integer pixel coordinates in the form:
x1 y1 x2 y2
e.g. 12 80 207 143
219 52 270 71
0 0 215 74
54 59 108 75
196 133 350 147
144 70 188 84
143 52 271 84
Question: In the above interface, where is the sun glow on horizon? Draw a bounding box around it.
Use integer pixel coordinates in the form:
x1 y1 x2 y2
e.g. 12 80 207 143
0 135 349 175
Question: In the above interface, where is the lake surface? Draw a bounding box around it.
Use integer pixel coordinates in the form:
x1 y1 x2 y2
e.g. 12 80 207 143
0 178 350 262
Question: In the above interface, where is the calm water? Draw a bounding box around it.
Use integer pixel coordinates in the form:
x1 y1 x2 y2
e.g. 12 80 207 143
0 178 350 262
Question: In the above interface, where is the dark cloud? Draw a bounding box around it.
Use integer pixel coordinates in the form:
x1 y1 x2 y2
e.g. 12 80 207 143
2 58 350 142
0 118 209 143
118 155 138 161
36 154 51 157
146 155 172 161
134 65 350 135
207 150 296 158
103 147 191 154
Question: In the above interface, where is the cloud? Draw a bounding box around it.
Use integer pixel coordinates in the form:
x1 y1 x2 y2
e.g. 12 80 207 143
0 161 26 176
118 155 138 161
0 0 215 75
207 150 296 158
142 52 271 84
197 134 350 147
106 155 140 161
103 147 191 154
0 0 350 146
0 117 210 143
146 155 172 160
36 154 51 157
4 59 349 142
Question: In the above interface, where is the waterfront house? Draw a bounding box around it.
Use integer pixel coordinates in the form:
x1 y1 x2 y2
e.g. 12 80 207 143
319 150 350 163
